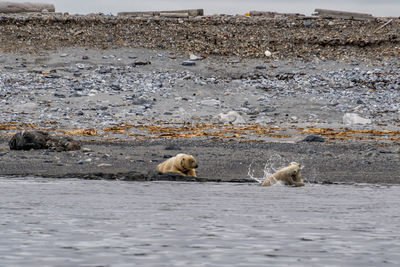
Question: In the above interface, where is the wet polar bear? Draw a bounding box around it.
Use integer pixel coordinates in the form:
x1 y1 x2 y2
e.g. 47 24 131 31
157 153 198 177
261 162 304 187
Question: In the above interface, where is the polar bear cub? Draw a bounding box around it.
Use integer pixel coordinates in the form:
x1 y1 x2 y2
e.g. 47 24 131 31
261 162 304 187
157 153 198 177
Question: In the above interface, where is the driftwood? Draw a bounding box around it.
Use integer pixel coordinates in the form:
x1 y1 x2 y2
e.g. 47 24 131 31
249 11 305 18
160 12 189 18
118 9 203 17
314 9 374 20
374 19 394 32
0 2 55 13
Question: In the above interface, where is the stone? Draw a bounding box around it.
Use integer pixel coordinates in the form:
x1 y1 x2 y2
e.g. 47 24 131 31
97 163 112 167
182 60 196 66
264 50 272 57
164 144 182 150
189 54 203 61
218 111 246 125
200 99 221 107
343 113 371 125
303 135 325 142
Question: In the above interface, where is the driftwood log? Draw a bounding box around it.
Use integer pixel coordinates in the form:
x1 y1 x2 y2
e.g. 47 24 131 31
0 2 55 13
314 9 374 20
118 9 203 17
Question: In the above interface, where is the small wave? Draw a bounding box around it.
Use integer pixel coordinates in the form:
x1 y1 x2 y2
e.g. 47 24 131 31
247 154 287 184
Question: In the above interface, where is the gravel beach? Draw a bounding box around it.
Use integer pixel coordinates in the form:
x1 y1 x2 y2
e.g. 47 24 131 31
0 14 399 184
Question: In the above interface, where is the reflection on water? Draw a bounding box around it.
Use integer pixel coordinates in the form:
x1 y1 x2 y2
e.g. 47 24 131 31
1 177 400 266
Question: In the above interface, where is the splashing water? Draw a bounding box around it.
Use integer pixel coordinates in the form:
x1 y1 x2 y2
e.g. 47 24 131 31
247 154 287 184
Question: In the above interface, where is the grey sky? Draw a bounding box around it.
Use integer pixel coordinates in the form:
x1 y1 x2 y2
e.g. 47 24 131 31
6 0 400 16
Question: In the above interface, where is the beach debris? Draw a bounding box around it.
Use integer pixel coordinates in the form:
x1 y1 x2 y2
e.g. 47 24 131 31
343 113 372 125
313 9 374 20
9 130 81 151
264 50 272 57
118 9 203 17
249 11 305 18
303 135 325 142
218 111 246 125
374 19 394 33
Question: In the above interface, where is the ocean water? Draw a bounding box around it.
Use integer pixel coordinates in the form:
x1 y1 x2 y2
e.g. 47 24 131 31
8 0 400 17
1 177 399 266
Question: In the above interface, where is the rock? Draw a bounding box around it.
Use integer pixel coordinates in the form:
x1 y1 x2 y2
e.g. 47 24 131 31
343 113 371 125
303 135 325 142
200 99 221 107
218 111 246 125
9 130 81 151
264 50 272 57
97 163 112 167
255 65 266 70
132 61 151 66
182 60 196 66
164 144 182 150
189 54 203 61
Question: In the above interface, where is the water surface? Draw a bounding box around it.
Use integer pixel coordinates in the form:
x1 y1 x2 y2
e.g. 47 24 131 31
1 177 399 266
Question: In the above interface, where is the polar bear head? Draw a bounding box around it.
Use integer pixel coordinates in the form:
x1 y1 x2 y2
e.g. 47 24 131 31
176 153 198 172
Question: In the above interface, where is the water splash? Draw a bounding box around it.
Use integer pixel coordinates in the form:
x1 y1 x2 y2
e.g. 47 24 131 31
247 154 287 184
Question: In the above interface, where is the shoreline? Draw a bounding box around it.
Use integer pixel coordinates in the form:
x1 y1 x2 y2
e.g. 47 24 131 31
0 15 399 184
1 137 399 184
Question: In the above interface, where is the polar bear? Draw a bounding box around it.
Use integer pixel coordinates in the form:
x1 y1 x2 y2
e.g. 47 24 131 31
157 153 198 177
261 162 304 187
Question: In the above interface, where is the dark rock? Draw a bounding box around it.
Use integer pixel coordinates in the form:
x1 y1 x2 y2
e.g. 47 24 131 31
255 65 266 70
82 55 89 60
9 130 81 151
164 144 182 150
132 61 151 66
163 154 173 158
262 106 276 112
182 60 196 66
303 135 325 142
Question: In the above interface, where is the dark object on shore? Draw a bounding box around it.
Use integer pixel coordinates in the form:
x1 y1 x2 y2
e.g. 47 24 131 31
303 135 325 142
118 9 203 17
313 9 374 20
182 61 196 66
9 130 81 151
164 144 182 150
132 61 151 66
0 2 55 13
